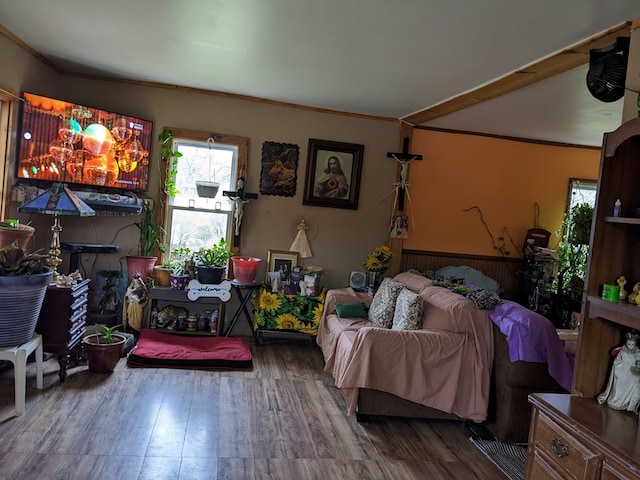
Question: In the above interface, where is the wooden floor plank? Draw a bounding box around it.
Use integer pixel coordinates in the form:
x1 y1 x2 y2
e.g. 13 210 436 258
0 338 507 480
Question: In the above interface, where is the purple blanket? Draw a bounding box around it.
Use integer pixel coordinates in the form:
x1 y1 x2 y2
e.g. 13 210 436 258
488 300 574 392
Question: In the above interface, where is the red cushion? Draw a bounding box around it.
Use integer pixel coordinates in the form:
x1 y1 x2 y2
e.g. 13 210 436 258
127 329 252 369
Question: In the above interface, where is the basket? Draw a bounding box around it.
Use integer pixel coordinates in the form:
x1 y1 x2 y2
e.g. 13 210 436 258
231 256 261 284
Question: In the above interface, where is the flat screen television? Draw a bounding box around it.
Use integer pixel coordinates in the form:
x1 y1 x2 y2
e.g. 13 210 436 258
15 92 153 192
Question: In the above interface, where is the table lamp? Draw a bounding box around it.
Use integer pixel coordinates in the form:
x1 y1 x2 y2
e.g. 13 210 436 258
18 183 95 283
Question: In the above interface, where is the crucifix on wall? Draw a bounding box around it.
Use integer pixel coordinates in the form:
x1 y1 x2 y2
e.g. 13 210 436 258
223 177 258 247
386 137 422 212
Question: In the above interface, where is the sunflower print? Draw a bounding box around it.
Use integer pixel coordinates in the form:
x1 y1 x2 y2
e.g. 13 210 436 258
251 287 326 333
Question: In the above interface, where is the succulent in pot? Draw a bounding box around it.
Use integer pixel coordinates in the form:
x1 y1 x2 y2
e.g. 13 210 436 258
166 247 191 289
193 238 231 284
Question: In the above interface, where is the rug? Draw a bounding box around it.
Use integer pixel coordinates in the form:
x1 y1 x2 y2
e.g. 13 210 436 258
127 328 252 370
469 436 527 480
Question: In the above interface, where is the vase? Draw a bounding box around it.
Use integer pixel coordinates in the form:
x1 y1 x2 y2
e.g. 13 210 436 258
0 268 53 347
170 274 189 290
367 271 382 290
196 265 226 285
83 333 126 373
154 266 171 287
231 256 261 284
126 255 157 282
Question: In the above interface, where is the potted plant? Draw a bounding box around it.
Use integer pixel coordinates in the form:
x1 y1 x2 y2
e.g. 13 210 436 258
0 242 52 347
193 238 231 284
83 324 126 373
126 201 163 282
166 247 192 289
553 202 594 328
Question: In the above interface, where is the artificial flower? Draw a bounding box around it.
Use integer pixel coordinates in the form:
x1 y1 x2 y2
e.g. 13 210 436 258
363 245 393 273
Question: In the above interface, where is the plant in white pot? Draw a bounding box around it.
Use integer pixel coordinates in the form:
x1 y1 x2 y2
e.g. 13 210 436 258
193 238 231 284
0 242 53 347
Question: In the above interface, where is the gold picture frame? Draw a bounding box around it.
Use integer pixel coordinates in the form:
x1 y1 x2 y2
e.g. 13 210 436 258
266 249 300 283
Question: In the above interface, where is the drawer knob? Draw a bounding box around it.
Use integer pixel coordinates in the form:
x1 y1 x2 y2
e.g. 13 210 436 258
551 437 569 458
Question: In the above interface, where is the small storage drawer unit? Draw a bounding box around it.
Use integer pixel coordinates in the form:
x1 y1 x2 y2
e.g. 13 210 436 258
525 393 640 480
36 278 90 381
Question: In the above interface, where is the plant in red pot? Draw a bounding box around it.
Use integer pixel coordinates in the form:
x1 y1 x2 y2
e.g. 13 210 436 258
83 324 126 373
126 201 162 282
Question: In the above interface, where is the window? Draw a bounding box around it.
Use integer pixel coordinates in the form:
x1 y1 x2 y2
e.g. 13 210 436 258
162 129 248 256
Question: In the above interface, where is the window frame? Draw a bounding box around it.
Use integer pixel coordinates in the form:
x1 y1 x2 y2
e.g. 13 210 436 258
159 128 248 260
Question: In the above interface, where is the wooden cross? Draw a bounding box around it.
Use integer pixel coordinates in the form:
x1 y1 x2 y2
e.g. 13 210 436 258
222 177 258 247
387 137 422 212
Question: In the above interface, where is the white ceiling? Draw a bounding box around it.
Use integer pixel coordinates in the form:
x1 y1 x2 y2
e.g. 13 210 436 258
1 0 639 147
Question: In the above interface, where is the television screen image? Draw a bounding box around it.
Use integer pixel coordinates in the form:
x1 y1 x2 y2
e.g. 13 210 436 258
16 92 153 192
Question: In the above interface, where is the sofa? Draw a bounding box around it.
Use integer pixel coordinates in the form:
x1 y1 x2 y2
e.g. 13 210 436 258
317 271 567 443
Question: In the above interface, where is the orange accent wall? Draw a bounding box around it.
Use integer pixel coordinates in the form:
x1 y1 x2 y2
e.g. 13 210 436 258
404 129 601 257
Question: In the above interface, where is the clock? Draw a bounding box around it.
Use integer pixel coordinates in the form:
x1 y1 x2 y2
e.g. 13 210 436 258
350 271 366 290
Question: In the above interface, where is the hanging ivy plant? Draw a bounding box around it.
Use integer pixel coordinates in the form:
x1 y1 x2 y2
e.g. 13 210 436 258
158 129 182 197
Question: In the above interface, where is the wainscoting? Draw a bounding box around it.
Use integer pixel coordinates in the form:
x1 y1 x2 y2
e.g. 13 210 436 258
399 249 521 300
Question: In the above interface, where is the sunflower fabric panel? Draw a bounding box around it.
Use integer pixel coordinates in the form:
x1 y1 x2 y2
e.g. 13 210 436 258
252 287 327 335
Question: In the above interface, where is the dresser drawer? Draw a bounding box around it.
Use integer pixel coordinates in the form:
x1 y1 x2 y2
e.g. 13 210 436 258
602 459 640 480
535 413 602 479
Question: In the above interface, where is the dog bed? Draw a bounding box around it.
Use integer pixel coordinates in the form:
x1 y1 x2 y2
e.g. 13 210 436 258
127 328 252 370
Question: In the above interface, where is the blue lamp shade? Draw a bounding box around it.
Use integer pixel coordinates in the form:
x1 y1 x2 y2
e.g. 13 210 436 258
18 183 95 216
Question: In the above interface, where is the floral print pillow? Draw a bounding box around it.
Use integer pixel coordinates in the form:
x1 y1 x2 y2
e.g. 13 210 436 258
368 278 405 328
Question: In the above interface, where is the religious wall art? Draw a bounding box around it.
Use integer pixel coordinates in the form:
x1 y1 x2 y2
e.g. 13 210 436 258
390 214 409 238
259 141 299 197
303 138 364 210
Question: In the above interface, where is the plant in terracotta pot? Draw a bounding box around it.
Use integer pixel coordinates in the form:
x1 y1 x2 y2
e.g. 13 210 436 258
127 201 164 282
0 242 53 347
193 238 231 284
83 324 126 373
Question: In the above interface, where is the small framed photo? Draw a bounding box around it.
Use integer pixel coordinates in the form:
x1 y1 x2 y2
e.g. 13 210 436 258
266 250 300 283
303 138 364 210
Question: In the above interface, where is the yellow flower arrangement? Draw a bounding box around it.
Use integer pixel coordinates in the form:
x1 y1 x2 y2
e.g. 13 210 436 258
363 245 393 273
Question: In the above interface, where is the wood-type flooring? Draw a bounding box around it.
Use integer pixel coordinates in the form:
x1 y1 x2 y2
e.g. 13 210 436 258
0 337 505 479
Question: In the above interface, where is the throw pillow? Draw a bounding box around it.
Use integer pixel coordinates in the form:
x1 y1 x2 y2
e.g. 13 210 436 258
368 277 405 328
392 288 424 330
335 302 368 319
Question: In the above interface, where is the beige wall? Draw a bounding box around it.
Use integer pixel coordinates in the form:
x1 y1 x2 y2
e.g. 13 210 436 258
0 34 399 333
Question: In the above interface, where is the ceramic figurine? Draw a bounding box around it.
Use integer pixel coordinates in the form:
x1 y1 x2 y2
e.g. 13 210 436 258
597 331 640 413
628 282 640 304
617 275 628 301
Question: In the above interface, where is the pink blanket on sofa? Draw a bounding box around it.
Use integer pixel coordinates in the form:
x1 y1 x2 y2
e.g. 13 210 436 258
317 281 493 422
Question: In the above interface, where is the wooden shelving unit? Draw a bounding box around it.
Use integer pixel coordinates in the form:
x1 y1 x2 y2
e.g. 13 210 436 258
148 287 225 336
525 117 640 479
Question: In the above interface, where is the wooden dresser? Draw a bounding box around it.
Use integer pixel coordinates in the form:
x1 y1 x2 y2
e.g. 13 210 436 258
36 278 90 381
526 393 640 479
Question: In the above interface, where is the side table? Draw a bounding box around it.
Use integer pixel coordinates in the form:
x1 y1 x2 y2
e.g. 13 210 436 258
225 281 261 337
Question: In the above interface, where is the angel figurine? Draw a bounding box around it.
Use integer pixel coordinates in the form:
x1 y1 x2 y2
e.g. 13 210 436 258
597 331 640 413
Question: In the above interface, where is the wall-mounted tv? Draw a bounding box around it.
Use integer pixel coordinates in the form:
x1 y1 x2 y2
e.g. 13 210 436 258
16 92 153 192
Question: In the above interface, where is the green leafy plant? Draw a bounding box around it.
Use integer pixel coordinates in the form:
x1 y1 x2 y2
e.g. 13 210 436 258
136 201 164 257
158 129 182 198
556 204 593 288
98 324 122 344
194 238 232 268
166 247 192 275
0 242 47 276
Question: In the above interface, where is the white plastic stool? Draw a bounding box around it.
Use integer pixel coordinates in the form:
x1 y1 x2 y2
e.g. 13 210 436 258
0 334 43 416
